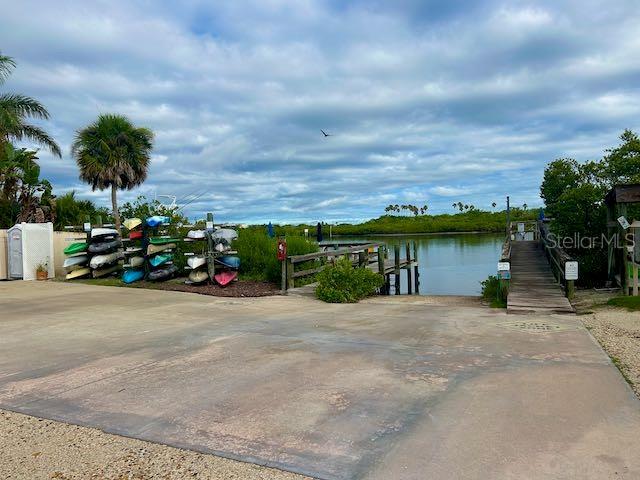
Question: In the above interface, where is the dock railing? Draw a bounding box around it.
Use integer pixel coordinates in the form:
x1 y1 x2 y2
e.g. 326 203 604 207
538 220 576 299
282 241 419 294
283 243 382 291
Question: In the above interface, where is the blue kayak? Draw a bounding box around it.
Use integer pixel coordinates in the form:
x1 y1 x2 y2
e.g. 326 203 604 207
146 215 170 227
149 253 172 267
215 255 240 269
122 269 144 284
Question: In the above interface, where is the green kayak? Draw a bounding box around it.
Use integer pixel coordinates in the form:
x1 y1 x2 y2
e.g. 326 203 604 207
149 237 181 245
64 242 88 255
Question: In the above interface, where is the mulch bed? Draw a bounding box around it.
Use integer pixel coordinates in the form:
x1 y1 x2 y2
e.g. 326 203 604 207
136 279 281 297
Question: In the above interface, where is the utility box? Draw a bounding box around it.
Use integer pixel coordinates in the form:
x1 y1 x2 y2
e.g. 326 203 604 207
7 223 55 280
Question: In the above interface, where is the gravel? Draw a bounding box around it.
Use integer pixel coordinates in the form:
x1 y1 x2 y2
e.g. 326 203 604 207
1 409 310 480
580 307 640 398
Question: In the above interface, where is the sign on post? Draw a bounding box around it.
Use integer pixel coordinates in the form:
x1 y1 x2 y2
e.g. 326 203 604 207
618 216 630 230
565 261 578 281
277 239 287 261
497 261 510 280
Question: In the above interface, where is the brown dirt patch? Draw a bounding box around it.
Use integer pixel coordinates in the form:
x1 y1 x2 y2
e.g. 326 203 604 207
141 279 281 297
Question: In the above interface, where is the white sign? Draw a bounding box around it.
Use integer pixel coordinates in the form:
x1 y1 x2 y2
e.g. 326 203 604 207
497 262 510 272
618 216 630 230
205 221 214 230
517 222 525 232
565 261 579 281
83 222 91 232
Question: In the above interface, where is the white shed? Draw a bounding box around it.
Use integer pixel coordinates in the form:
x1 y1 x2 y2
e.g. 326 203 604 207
7 223 55 280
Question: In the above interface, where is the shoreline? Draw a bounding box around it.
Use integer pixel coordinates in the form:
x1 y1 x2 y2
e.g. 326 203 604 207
329 230 503 237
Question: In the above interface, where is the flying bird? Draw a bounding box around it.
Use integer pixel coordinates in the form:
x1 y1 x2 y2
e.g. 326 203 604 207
321 129 332 137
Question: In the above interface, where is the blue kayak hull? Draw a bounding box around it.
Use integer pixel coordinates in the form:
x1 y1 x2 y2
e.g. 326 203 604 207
216 255 240 269
122 269 144 284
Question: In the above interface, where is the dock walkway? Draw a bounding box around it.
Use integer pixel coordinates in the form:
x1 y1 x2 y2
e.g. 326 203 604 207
507 241 574 314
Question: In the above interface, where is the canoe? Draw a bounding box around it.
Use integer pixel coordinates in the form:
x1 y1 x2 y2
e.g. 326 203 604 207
147 264 178 281
215 255 240 269
187 229 206 239
123 218 142 230
63 254 88 269
149 237 181 245
125 246 142 254
88 238 122 253
147 242 175 256
212 228 238 242
128 256 144 268
122 269 145 284
92 264 122 278
149 253 172 267
129 230 143 240
91 227 118 240
64 242 87 255
65 263 88 272
146 215 170 228
214 270 238 286
188 270 209 284
89 251 124 269
65 267 91 280
187 255 207 269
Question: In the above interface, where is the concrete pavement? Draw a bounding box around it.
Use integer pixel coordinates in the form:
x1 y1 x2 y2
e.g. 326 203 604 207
1 281 639 479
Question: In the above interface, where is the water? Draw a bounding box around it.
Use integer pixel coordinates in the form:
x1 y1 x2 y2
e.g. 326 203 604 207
334 232 503 296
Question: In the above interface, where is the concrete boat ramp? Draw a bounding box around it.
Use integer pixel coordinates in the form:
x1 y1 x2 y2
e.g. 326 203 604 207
1 281 639 479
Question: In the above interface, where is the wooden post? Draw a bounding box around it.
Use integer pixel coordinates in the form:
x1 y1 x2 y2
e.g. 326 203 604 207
394 246 400 295
281 260 287 292
358 251 366 268
405 242 412 294
286 258 295 291
413 242 419 294
377 247 386 294
566 279 575 300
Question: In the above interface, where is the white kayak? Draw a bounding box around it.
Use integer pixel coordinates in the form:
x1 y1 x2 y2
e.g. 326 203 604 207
187 229 206 239
212 228 238 242
188 270 209 284
89 251 124 269
125 246 142 254
129 256 144 267
147 242 175 256
66 267 91 280
187 255 207 269
63 254 88 269
91 227 119 239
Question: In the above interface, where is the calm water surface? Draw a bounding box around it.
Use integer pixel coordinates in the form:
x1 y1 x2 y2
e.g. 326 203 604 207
335 232 503 296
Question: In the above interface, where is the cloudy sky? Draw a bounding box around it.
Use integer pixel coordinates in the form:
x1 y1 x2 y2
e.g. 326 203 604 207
2 0 639 223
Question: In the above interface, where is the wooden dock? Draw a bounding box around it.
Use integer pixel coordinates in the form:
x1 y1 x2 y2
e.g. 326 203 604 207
507 241 574 314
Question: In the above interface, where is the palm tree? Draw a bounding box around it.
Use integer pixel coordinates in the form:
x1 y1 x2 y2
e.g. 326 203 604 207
71 114 154 231
0 53 61 157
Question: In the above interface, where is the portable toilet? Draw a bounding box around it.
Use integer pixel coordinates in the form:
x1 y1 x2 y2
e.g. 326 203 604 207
7 223 55 280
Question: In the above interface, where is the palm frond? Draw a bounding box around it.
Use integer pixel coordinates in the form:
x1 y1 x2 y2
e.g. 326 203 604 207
0 93 51 120
0 54 16 85
13 124 62 157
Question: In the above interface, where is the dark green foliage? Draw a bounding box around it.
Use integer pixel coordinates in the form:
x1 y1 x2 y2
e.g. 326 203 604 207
539 130 640 287
316 257 384 303
234 228 318 283
607 296 640 311
480 275 507 308
54 191 112 230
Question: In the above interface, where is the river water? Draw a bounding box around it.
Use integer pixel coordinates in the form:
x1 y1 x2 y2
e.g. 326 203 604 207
334 232 503 296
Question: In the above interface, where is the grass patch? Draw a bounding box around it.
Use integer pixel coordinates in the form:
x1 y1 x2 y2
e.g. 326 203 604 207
480 275 507 308
606 296 640 311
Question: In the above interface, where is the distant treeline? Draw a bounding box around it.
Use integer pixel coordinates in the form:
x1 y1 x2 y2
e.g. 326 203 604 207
270 208 537 237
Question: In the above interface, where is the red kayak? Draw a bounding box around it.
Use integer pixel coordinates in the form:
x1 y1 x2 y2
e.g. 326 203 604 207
214 270 238 286
129 230 143 240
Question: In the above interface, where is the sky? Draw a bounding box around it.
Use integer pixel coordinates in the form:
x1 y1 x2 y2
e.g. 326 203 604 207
2 0 639 224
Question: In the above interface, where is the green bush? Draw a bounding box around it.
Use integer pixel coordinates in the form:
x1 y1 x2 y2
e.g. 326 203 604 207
316 257 384 303
481 275 507 308
235 228 318 283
